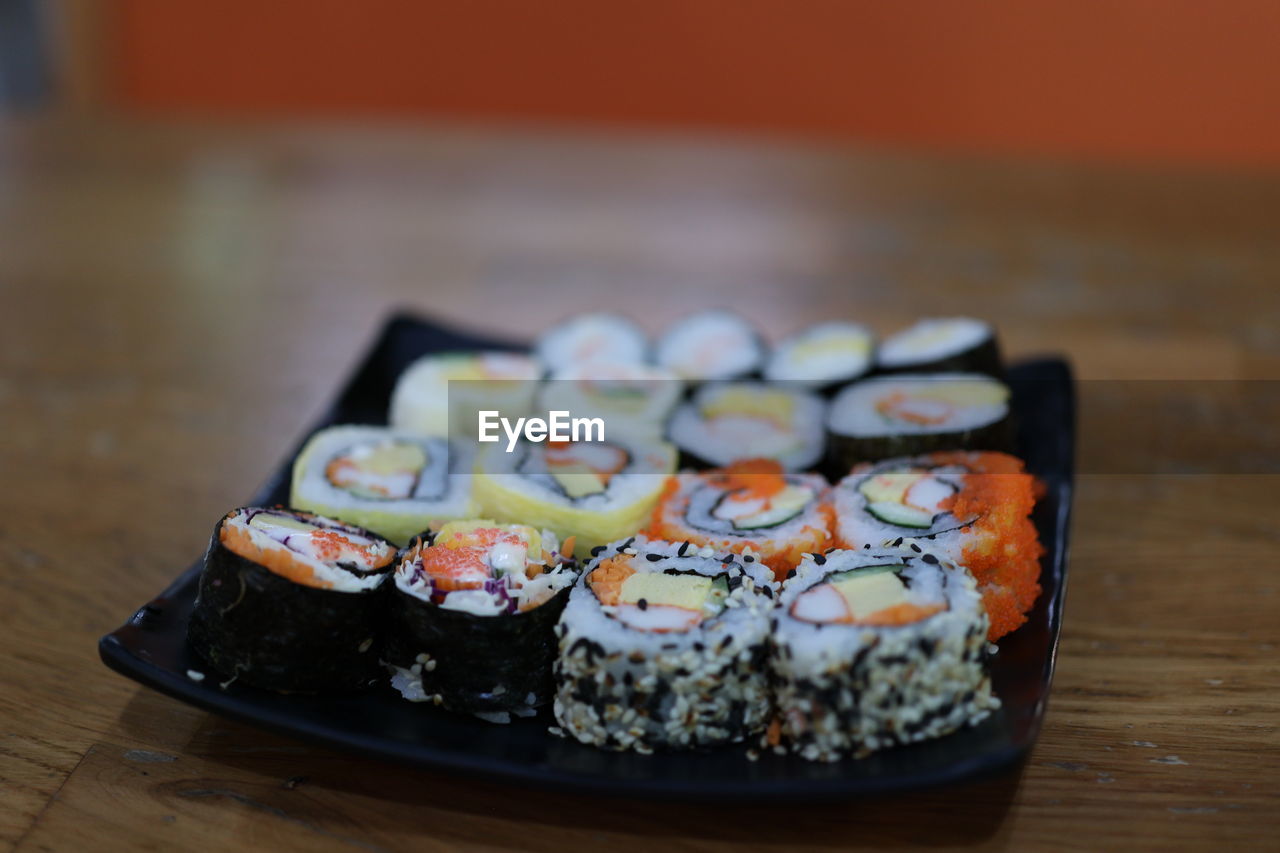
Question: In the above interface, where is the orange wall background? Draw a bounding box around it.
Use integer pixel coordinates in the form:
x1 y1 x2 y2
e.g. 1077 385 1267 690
107 0 1280 167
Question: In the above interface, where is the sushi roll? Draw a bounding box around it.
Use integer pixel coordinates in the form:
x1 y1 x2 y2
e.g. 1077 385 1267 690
290 425 475 546
877 317 1002 376
826 373 1013 469
644 459 832 582
385 520 578 722
537 362 684 442
535 312 648 371
187 507 397 691
472 435 678 558
769 547 999 761
667 381 826 471
553 536 775 752
654 310 766 382
831 450 1043 640
763 321 874 392
389 351 542 437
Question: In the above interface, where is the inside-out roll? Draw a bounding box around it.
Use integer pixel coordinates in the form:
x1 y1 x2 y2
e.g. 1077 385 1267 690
769 547 998 761
553 536 775 752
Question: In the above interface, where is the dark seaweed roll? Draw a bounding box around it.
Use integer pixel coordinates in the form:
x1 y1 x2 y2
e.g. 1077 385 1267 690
769 547 998 761
826 373 1013 470
654 310 766 382
877 317 1002 376
187 507 397 692
763 321 874 392
385 520 578 723
553 536 775 752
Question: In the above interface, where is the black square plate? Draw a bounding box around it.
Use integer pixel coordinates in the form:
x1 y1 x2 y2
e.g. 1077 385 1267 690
99 312 1074 800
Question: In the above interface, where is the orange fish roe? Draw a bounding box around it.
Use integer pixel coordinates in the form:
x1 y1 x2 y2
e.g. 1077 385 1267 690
838 451 1042 641
220 523 331 589
715 458 788 500
645 472 834 583
588 555 636 606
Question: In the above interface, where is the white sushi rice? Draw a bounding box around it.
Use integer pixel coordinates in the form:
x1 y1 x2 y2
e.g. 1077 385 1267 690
667 382 826 471
654 311 765 381
537 362 684 441
827 373 1009 437
878 318 992 369
771 547 998 761
763 321 874 386
553 536 776 751
832 457 977 557
389 351 541 437
535 312 648 371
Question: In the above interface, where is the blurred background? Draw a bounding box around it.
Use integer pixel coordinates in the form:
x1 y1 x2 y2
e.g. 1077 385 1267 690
9 0 1279 166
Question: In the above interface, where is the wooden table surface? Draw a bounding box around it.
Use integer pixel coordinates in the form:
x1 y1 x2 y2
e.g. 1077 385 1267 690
2 116 1277 852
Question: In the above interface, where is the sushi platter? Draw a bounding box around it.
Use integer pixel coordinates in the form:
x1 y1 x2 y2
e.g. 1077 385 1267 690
100 311 1074 799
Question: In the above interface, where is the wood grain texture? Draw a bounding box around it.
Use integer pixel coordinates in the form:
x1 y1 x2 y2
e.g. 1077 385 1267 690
1 117 1277 851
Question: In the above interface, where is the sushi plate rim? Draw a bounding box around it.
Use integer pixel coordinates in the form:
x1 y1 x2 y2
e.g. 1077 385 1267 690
98 310 1073 801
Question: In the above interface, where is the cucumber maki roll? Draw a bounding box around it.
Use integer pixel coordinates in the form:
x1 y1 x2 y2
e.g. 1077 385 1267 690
385 520 578 723
389 351 542 437
291 425 476 546
473 435 678 559
553 537 776 752
667 381 826 471
187 507 398 692
832 450 1043 640
826 372 1013 470
877 317 1002 376
535 312 648 371
654 310 766 382
768 547 998 761
763 321 874 392
645 459 832 582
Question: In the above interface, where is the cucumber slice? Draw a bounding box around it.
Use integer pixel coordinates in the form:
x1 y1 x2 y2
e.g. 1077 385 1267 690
866 501 934 529
828 563 903 583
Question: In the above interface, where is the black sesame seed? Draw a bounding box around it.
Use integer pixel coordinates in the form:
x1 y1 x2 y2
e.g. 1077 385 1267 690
678 541 690 556
721 554 735 564
921 553 939 564
744 555 755 563
620 537 636 550
761 586 774 599
785 568 797 580
910 542 922 553
645 553 663 562
590 545 605 557
812 553 826 565
891 537 903 547
637 598 649 611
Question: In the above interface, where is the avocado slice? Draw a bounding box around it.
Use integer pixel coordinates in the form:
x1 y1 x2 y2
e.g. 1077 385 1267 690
726 484 813 530
866 501 934 528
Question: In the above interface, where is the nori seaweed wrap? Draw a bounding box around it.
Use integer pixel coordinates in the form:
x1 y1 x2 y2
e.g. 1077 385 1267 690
826 373 1014 473
187 506 397 692
876 317 1003 377
384 520 578 723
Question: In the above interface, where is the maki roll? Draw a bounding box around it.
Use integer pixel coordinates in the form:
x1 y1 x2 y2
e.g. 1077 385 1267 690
187 507 397 691
826 373 1012 469
654 310 766 382
877 317 1002 376
831 450 1043 640
645 459 832 582
291 425 475 545
535 312 648 371
667 381 826 471
385 520 578 723
763 321 874 392
472 436 678 558
537 362 684 442
769 548 998 761
389 351 542 437
553 537 775 752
